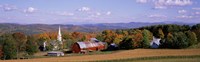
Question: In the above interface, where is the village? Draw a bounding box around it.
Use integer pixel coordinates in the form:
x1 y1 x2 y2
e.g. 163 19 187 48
41 26 161 57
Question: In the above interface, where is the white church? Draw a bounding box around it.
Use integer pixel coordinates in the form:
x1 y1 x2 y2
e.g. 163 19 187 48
57 26 62 45
47 26 65 56
43 26 63 51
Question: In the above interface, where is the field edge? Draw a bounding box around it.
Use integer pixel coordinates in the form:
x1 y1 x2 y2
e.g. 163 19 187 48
91 55 200 62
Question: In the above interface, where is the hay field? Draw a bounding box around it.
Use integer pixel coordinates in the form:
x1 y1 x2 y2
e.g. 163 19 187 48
2 49 200 62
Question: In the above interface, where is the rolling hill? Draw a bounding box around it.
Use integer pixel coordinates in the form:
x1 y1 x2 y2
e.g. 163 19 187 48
0 22 197 35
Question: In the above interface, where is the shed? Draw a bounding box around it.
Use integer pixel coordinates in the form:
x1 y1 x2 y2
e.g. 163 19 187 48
72 41 105 53
107 43 118 51
47 51 64 56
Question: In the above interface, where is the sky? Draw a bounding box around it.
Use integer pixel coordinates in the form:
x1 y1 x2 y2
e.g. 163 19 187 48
0 0 200 24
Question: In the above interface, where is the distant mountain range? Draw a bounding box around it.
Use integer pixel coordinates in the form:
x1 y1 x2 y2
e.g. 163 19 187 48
0 22 198 35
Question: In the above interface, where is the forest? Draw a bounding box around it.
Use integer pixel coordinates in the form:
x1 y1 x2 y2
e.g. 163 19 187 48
0 23 200 60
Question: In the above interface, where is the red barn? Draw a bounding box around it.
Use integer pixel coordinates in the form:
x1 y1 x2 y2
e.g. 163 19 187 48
72 42 105 53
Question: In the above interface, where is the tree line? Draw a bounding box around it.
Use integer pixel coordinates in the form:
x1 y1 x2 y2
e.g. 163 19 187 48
97 24 200 49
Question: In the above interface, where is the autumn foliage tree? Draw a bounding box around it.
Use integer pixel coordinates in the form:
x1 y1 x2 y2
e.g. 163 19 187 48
102 30 116 44
132 30 143 48
12 32 27 52
12 32 27 59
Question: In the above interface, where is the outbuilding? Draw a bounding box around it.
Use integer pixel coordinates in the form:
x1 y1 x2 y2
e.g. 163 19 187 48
47 51 64 56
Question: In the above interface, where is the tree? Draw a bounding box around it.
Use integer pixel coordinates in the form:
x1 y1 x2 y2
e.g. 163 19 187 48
119 36 134 49
141 29 152 48
12 32 27 59
1 34 17 60
0 46 3 59
65 39 75 49
96 34 104 41
102 30 116 44
26 36 38 55
113 34 123 45
172 32 189 49
160 33 173 48
157 28 164 39
185 31 198 46
72 32 83 41
132 30 143 48
191 24 200 42
12 32 27 51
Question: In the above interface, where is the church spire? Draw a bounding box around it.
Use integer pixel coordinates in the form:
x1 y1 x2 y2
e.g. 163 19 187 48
57 26 62 44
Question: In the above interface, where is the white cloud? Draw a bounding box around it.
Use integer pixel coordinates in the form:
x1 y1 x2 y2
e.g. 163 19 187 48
153 0 193 9
176 15 193 19
78 7 90 11
154 3 167 9
161 0 192 6
96 12 101 16
148 14 167 18
1 4 17 11
24 7 36 13
178 10 187 14
106 11 111 15
136 0 148 3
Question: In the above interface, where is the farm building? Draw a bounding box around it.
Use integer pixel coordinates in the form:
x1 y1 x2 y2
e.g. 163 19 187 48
47 51 64 56
150 37 161 48
72 41 105 53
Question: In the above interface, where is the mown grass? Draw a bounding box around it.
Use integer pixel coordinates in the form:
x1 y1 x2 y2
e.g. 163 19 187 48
90 55 200 62
26 51 115 59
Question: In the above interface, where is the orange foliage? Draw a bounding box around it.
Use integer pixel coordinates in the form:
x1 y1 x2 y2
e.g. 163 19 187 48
133 30 143 47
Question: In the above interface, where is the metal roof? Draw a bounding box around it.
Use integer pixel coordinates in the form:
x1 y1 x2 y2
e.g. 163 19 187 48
77 42 87 49
76 42 104 49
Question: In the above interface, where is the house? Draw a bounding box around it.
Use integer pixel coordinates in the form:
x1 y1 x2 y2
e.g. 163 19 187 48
150 37 161 48
107 43 118 51
47 51 64 56
71 41 105 53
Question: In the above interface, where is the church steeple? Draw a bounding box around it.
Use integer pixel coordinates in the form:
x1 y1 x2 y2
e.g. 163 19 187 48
57 26 62 44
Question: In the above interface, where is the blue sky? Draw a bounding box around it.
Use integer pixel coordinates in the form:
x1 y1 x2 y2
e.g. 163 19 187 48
0 0 200 24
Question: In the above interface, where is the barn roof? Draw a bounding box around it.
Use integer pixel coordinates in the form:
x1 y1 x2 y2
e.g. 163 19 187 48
77 42 87 49
76 42 104 49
